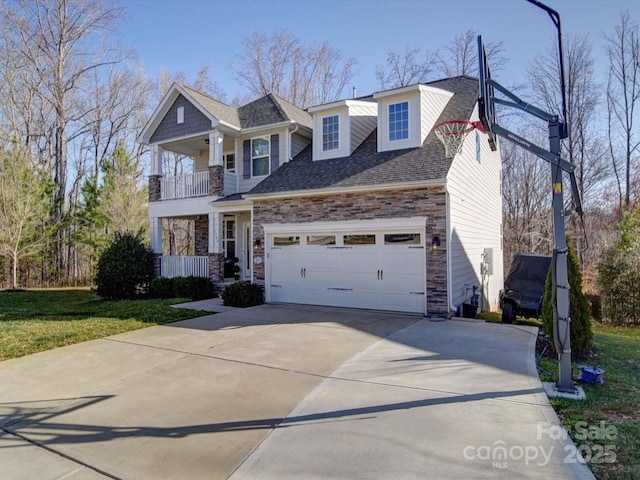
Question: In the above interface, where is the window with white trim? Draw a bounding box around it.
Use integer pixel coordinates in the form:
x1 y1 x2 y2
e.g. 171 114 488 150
251 137 270 176
389 101 409 141
225 153 235 172
177 106 184 124
322 115 339 151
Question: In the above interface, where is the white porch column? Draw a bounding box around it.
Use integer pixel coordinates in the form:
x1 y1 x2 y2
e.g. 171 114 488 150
209 212 223 254
151 145 164 176
208 131 224 167
150 217 162 253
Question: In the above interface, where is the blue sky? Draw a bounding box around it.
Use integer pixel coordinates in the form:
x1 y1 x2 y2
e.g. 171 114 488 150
121 0 640 102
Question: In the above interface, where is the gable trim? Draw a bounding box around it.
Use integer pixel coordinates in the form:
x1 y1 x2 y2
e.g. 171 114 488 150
138 83 234 144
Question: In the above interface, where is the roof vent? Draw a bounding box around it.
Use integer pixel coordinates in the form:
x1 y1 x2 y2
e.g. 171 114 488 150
352 86 357 99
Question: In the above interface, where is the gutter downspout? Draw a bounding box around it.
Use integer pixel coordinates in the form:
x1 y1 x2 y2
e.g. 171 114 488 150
445 186 455 315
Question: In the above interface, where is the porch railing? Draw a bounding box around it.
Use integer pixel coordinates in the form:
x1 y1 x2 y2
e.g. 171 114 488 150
160 255 209 278
160 171 209 200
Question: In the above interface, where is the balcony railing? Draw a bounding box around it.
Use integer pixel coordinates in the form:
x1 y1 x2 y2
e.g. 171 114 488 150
160 255 209 278
160 171 209 200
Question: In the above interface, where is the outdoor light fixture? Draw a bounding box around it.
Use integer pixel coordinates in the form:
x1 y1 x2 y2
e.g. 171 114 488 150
204 138 209 145
432 235 440 251
254 238 261 251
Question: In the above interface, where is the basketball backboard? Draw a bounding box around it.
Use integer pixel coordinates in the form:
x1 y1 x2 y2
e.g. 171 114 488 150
478 35 497 151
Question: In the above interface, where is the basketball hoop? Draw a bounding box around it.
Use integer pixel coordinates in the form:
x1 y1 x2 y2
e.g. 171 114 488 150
433 120 484 158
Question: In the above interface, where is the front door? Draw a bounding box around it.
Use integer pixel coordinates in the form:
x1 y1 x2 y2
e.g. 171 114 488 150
243 222 251 280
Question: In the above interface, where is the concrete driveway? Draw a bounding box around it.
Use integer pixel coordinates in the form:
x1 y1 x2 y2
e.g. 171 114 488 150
0 304 593 480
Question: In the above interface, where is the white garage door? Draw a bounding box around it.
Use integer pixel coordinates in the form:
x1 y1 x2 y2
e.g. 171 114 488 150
266 224 426 314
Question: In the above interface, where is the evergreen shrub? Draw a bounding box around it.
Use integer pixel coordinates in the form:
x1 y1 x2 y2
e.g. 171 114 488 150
221 281 264 308
96 233 154 300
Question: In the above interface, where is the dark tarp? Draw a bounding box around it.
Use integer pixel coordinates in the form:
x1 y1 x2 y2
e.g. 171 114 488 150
503 254 552 312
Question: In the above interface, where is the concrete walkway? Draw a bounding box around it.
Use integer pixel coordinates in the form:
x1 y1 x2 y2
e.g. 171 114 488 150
0 304 594 479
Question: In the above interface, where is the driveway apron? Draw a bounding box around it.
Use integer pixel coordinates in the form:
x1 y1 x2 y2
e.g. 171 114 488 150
0 305 594 479
0 305 414 479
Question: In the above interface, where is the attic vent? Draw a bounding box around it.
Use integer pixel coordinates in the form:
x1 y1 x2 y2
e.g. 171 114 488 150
177 106 184 124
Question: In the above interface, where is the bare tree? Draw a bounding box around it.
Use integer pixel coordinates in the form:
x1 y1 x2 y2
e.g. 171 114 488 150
502 137 553 271
528 35 608 209
375 46 437 89
231 30 356 107
1 0 126 280
605 10 640 211
83 65 153 180
436 29 506 78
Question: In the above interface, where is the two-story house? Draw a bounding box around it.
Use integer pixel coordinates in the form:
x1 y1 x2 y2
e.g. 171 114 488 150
138 76 504 317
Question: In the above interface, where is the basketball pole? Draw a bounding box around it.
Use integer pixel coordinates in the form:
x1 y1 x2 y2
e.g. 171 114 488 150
528 0 574 394
477 0 582 396
549 122 575 393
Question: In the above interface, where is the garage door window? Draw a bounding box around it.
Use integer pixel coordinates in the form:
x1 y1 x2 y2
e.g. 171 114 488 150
384 233 421 245
307 235 336 245
344 234 376 245
273 236 300 246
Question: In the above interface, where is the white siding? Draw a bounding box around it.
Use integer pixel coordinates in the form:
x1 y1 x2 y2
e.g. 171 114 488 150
291 132 311 158
420 90 453 142
224 171 238 196
446 106 504 312
349 103 378 153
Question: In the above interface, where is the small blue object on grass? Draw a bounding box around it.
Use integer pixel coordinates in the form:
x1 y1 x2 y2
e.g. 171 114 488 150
578 365 604 384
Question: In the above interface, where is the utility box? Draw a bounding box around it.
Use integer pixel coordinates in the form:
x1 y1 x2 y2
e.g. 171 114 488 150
483 248 493 276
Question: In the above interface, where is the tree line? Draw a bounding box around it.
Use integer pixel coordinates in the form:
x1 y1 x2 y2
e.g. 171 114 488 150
0 0 638 303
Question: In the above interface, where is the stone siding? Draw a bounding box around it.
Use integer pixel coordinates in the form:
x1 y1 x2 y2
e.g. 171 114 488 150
194 216 208 256
209 253 225 282
153 253 162 278
148 175 162 202
252 187 449 315
209 165 224 197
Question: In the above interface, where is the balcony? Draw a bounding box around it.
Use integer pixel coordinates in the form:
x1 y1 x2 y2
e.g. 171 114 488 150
160 255 209 278
160 171 209 200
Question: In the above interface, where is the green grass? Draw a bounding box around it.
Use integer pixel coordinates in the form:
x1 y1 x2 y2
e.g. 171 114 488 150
0 289 211 361
477 310 543 328
537 322 640 480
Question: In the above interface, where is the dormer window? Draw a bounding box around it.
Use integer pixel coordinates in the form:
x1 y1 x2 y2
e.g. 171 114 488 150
251 137 270 176
322 115 339 151
389 101 409 141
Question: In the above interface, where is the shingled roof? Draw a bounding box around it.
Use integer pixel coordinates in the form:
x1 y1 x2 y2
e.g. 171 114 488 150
238 93 312 129
180 85 312 130
181 84 241 127
247 76 478 196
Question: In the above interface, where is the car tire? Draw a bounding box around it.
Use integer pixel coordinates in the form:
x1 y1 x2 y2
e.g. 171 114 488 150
502 303 514 324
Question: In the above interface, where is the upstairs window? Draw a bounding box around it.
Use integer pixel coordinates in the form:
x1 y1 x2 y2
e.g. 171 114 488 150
389 101 409 141
251 137 270 177
225 153 236 172
322 115 339 151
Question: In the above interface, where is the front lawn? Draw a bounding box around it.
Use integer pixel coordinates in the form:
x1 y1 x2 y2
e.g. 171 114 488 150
537 322 640 480
0 289 211 361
